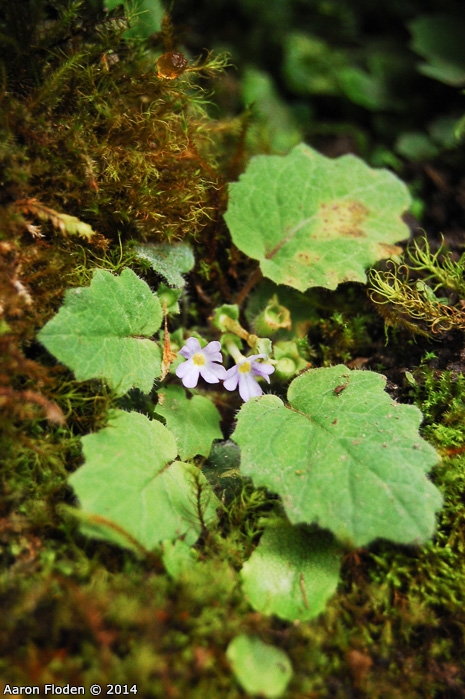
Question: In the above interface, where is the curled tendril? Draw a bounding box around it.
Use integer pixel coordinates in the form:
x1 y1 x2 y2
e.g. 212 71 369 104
368 263 465 334
406 234 465 297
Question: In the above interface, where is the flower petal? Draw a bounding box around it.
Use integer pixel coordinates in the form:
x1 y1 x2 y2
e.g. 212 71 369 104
179 337 201 359
176 360 191 378
176 360 200 388
252 363 275 380
223 366 239 391
238 372 263 402
200 363 227 384
204 340 222 355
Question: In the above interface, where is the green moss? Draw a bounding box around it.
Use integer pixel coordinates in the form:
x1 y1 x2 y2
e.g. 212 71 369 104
0 0 231 508
1 1 230 245
317 309 372 365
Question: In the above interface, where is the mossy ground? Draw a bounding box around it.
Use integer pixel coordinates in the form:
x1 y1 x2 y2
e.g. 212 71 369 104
1 394 465 696
1 1 465 696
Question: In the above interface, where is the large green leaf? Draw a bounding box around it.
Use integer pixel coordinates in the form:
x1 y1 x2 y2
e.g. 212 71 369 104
226 634 293 698
38 268 162 395
155 385 223 460
241 523 342 622
232 366 442 547
224 143 411 291
69 410 218 550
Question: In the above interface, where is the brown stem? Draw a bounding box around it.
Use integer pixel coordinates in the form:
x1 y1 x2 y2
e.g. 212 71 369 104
234 266 263 307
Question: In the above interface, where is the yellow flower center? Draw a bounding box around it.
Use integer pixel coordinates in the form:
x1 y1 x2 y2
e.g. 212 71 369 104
193 352 206 366
239 361 251 374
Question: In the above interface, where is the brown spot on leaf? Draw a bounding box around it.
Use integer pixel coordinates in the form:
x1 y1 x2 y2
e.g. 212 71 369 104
295 250 321 265
318 199 369 238
376 242 403 257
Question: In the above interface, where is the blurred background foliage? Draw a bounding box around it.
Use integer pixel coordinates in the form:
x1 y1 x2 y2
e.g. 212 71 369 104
169 0 465 167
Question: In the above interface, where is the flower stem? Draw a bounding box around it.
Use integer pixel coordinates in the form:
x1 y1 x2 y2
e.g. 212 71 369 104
226 341 245 364
219 315 259 349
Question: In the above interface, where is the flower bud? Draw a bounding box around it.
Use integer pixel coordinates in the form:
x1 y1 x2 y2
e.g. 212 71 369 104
253 296 291 337
273 340 310 380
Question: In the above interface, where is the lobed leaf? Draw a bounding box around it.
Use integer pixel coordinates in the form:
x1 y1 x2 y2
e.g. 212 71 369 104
155 385 223 460
224 143 411 291
69 410 218 550
38 268 162 395
241 523 342 622
232 365 442 547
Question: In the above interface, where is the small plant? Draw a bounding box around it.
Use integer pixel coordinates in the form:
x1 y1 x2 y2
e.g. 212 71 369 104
2 1 461 692
37 145 442 627
369 236 465 334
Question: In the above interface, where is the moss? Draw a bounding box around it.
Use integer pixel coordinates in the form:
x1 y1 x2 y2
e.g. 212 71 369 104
1 0 230 244
1 466 465 696
0 0 232 502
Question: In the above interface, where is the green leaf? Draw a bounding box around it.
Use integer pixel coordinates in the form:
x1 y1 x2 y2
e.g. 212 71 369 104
241 523 342 621
227 634 293 699
38 268 162 396
409 15 465 87
157 283 181 314
224 143 411 291
55 213 96 240
106 0 164 40
202 440 242 501
241 67 303 153
162 539 199 580
338 65 390 111
155 385 223 460
135 243 195 288
395 132 439 162
232 366 442 547
69 410 218 550
283 33 345 96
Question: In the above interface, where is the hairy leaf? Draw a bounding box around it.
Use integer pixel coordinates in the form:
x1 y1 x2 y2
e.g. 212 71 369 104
232 366 442 547
224 143 411 291
39 268 162 395
69 410 218 550
241 523 342 622
155 385 223 460
135 243 195 287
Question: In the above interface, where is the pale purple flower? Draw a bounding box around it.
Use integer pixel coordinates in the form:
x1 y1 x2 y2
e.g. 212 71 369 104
176 337 226 388
223 354 275 402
